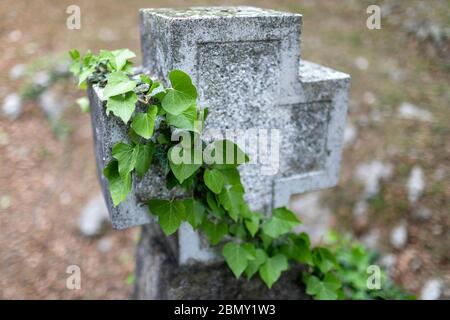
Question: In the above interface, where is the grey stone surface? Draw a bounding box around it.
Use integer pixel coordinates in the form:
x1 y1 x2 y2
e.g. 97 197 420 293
89 7 350 269
138 6 349 265
88 85 185 229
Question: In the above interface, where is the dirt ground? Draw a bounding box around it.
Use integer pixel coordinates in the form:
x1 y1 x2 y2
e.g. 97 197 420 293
0 0 448 299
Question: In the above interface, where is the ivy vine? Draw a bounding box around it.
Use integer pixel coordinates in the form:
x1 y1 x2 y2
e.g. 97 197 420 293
69 49 411 300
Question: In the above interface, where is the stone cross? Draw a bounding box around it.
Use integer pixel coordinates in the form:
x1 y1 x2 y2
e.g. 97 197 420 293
88 6 349 266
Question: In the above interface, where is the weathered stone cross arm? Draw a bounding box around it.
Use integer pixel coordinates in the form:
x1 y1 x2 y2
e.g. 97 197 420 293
273 60 350 208
88 7 350 272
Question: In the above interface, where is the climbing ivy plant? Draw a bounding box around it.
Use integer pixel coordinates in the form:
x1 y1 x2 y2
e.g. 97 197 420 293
69 49 411 300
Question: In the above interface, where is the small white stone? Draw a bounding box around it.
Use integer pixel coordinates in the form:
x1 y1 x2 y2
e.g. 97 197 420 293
431 224 443 236
361 228 380 249
355 56 369 70
0 195 11 210
78 194 110 237
2 93 23 120
413 206 432 220
398 102 433 122
370 109 382 122
59 192 72 205
380 253 397 276
389 68 406 82
355 160 393 198
33 71 51 87
420 279 442 300
25 42 38 55
363 91 376 105
8 30 22 42
9 64 26 80
390 221 408 249
54 61 70 76
97 237 113 253
407 166 425 204
353 199 368 217
433 167 445 181
38 89 69 121
343 123 358 146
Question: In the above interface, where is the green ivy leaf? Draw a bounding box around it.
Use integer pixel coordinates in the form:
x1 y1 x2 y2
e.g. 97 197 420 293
98 49 114 62
244 213 261 237
168 146 202 184
131 106 158 139
112 142 137 177
218 185 245 222
229 222 248 240
78 67 95 89
202 219 228 245
134 142 155 178
260 233 273 250
259 254 288 289
103 160 132 207
82 50 96 68
262 207 301 238
169 161 201 184
222 242 255 278
207 140 249 167
69 49 80 61
148 199 186 236
313 248 338 274
161 70 197 115
149 82 166 99
128 128 141 145
166 104 197 131
111 49 136 71
181 174 195 191
103 71 136 98
69 49 81 76
281 233 313 265
204 168 225 194
305 273 342 300
218 168 242 187
245 249 267 279
154 145 170 176
99 49 135 72
140 74 153 85
206 191 225 218
183 199 205 229
106 91 137 124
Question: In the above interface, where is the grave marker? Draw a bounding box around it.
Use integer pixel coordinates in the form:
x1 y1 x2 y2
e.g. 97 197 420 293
88 6 350 270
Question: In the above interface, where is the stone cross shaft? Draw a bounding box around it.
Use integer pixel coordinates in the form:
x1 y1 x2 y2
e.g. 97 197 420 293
88 6 350 265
